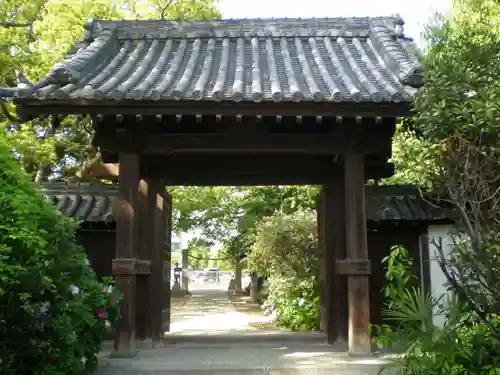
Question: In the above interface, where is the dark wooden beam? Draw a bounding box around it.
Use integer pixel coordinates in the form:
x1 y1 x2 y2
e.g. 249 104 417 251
343 153 371 355
322 168 349 345
149 178 165 344
136 180 152 341
97 114 396 133
162 192 172 333
96 117 394 155
90 160 395 183
101 133 389 155
139 155 394 185
113 153 140 357
16 99 412 118
142 154 334 174
316 192 327 334
155 168 391 186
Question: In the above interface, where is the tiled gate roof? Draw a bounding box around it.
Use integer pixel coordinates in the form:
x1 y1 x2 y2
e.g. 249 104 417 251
4 17 423 104
41 183 117 223
40 183 450 223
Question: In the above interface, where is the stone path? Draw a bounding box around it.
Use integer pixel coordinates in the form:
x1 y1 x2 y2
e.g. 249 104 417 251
168 289 273 336
95 288 397 374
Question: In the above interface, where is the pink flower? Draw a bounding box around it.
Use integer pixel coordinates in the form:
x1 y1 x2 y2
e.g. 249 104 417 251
96 311 105 318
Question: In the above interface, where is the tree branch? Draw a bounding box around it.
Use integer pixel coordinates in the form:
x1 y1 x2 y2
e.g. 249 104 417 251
0 101 21 124
34 116 63 183
0 21 32 28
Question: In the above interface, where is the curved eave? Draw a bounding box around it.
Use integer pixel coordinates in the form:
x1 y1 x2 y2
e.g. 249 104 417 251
13 97 414 120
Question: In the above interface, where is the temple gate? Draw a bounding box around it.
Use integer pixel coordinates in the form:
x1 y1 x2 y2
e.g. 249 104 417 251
1 16 423 356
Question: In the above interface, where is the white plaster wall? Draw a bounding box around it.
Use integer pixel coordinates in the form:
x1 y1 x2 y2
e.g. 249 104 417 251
427 225 455 326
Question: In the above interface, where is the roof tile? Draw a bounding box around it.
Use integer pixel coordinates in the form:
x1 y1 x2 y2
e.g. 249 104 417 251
6 17 423 104
40 183 451 223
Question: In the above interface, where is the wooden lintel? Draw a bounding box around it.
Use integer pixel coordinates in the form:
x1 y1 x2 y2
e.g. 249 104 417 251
112 258 152 275
91 158 394 184
142 164 394 185
99 130 391 155
335 259 371 275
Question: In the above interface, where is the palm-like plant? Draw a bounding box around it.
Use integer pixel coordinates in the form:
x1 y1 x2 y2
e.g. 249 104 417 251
375 246 485 375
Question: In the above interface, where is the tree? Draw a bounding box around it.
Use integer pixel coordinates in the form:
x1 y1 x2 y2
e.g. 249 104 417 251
126 0 220 20
1 0 221 182
380 0 500 347
218 186 318 261
411 0 500 335
168 185 319 269
187 237 212 269
248 209 319 278
249 209 321 331
1 0 126 181
0 129 121 375
384 124 440 188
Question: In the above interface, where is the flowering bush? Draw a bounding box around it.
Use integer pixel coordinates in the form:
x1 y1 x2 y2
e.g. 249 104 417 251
249 210 321 331
262 275 320 331
0 136 121 375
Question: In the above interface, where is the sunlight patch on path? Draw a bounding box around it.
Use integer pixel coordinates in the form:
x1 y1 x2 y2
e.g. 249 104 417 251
167 287 273 335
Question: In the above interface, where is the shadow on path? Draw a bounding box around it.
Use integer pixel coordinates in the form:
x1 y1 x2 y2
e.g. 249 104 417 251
95 289 396 374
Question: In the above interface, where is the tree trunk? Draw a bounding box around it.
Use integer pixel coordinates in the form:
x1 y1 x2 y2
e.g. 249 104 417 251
34 117 60 183
234 258 242 293
250 272 258 299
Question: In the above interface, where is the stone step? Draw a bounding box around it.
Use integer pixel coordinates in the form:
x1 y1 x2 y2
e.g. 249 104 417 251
161 332 330 345
95 341 398 375
95 366 396 374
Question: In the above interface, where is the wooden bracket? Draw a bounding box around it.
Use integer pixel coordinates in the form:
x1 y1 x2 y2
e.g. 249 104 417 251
112 258 151 275
335 259 371 275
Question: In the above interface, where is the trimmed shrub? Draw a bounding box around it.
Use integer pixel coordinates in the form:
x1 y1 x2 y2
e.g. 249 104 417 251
0 136 121 375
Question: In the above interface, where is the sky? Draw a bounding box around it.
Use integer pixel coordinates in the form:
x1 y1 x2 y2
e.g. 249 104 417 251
217 0 451 46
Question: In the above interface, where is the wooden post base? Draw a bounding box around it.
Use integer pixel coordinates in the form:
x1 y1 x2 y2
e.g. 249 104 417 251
109 349 137 358
348 276 371 355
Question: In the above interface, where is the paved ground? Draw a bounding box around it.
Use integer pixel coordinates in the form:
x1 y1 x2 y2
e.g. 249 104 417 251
95 282 397 374
168 288 272 336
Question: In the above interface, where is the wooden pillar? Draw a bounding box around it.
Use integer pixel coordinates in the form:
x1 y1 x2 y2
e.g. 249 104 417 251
163 192 172 332
316 191 327 333
136 180 151 342
112 153 141 357
343 154 371 354
322 171 349 345
149 178 165 343
234 258 242 293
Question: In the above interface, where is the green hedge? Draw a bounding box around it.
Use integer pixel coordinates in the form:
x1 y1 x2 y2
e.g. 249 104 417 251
0 136 121 375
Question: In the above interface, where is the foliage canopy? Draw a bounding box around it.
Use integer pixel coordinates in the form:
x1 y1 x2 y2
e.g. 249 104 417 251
0 132 121 375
